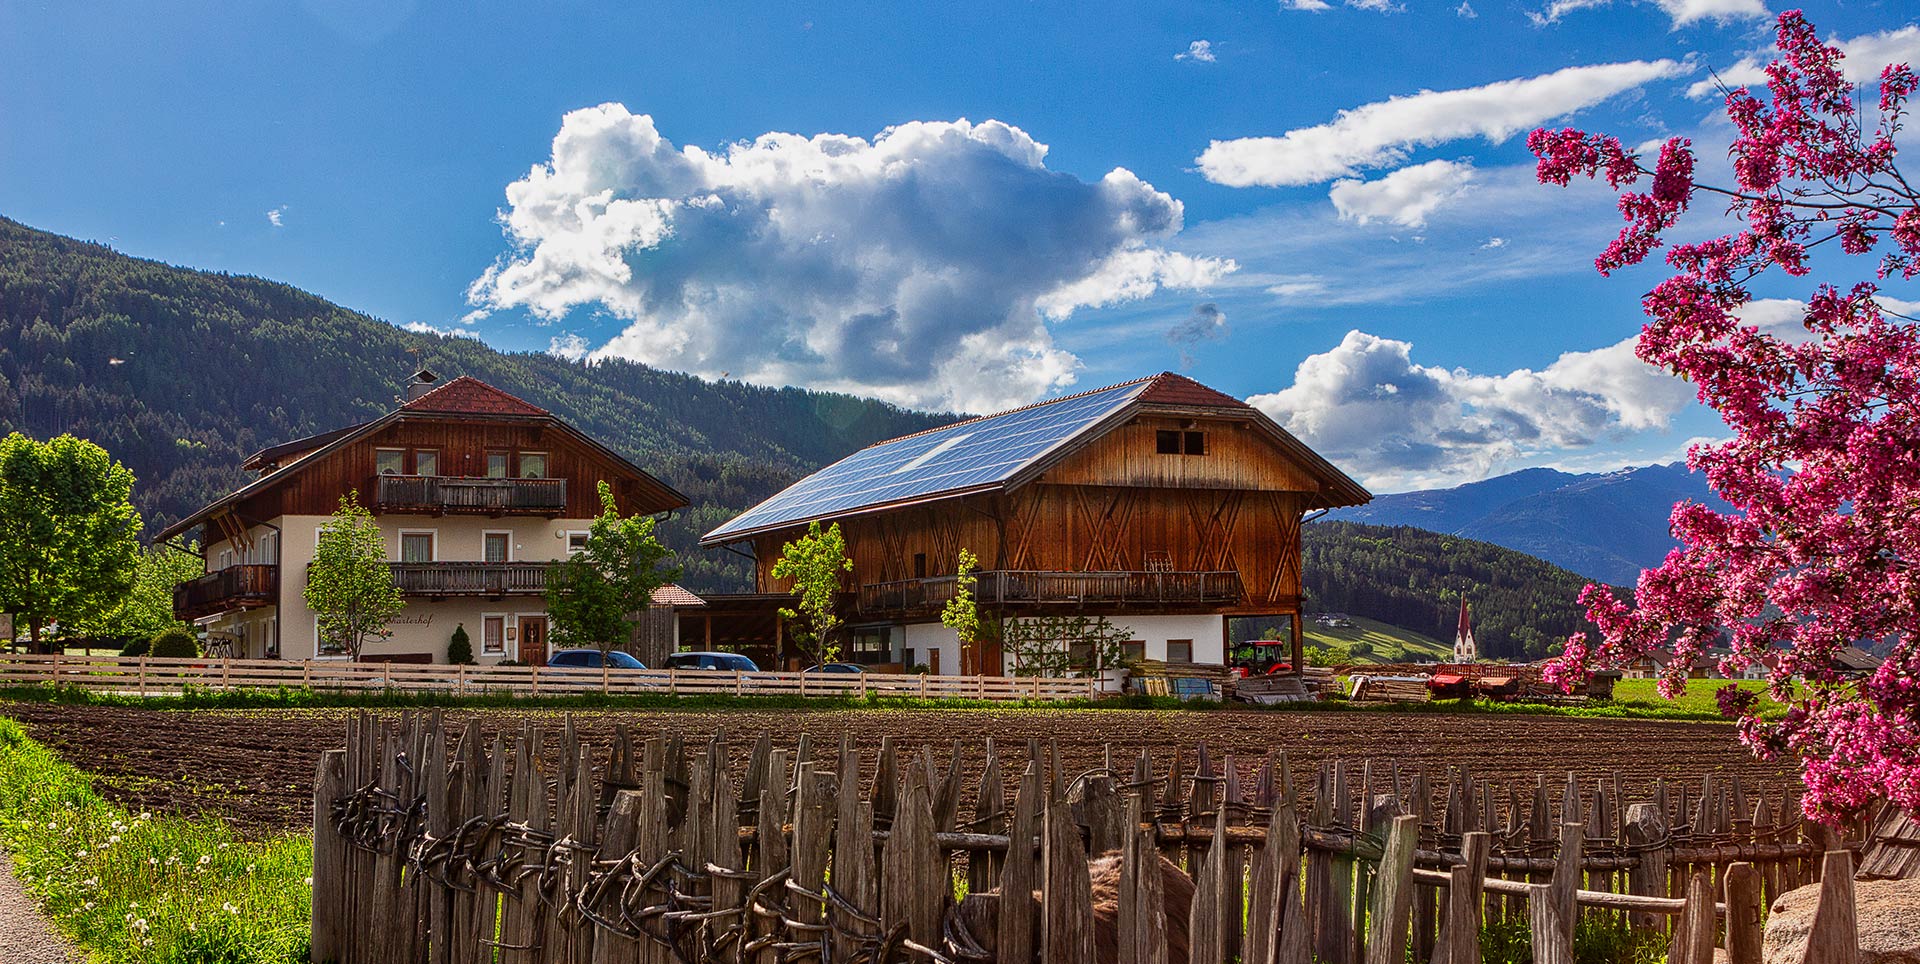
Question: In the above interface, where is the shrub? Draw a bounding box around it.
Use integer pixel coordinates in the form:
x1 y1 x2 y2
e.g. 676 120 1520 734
149 627 198 659
447 624 473 665
119 637 150 658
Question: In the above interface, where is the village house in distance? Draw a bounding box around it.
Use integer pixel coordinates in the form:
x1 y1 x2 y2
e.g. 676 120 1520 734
700 372 1371 674
159 371 690 663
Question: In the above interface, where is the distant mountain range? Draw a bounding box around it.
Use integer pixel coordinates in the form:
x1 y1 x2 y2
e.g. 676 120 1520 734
1326 462 1724 586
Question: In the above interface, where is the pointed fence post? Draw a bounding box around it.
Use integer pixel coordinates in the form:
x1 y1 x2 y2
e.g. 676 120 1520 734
1724 862 1764 964
1799 851 1859 964
1526 883 1572 964
1363 814 1420 964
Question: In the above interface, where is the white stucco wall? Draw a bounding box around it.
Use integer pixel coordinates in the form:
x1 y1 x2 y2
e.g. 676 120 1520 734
899 622 961 675
201 512 606 663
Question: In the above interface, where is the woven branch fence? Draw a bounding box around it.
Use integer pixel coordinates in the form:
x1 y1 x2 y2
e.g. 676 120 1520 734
312 711 1870 964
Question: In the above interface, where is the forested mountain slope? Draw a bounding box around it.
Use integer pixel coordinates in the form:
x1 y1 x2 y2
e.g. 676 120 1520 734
0 216 949 589
1301 521 1609 661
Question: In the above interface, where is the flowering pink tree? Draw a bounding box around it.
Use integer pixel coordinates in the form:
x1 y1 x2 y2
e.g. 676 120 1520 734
1529 10 1920 822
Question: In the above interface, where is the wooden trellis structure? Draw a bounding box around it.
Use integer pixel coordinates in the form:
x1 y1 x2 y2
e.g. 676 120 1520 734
311 711 1870 964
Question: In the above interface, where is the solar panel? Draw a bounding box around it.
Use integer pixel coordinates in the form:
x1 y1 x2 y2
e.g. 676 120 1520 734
704 378 1152 542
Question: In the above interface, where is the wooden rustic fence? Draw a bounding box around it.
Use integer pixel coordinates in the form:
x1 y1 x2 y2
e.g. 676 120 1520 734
312 711 1870 964
0 653 1096 701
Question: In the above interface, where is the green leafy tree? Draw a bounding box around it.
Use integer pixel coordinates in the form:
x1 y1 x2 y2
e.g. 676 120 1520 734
304 493 402 660
447 624 474 665
545 481 680 654
81 541 202 643
0 434 142 652
939 548 981 675
999 615 1132 677
772 521 851 667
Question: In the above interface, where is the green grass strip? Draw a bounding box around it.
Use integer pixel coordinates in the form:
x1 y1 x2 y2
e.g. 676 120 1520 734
0 716 311 962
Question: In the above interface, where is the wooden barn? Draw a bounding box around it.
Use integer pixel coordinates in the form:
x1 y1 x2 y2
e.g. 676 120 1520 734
700 372 1370 674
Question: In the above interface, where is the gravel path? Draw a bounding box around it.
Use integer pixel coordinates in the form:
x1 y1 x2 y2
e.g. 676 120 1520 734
0 850 80 964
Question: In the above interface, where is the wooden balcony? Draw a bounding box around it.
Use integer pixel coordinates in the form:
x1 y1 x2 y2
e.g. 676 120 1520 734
388 561 557 597
174 564 278 620
370 475 567 516
857 569 1243 615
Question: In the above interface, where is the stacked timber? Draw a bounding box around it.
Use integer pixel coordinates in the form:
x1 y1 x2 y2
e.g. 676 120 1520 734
1349 675 1432 702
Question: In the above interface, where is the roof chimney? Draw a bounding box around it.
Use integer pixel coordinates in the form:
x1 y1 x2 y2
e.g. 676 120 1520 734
405 367 440 402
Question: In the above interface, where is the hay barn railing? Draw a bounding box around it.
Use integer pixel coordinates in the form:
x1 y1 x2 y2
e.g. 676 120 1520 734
0 653 1095 701
858 569 1244 614
310 711 1876 964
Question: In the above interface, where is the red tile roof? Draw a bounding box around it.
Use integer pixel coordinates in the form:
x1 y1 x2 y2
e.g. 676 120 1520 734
402 376 549 417
1137 371 1252 409
651 584 707 608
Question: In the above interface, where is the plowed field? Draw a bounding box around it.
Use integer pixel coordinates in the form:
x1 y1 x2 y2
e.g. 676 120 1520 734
1 703 1790 838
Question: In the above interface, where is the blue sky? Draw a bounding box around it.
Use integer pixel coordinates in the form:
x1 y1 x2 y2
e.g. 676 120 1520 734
3 0 1917 491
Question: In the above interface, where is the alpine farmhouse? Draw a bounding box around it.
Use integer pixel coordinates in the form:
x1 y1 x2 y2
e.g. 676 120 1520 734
700 373 1370 674
159 372 688 663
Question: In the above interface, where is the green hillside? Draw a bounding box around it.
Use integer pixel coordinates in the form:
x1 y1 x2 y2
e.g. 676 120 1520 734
0 216 949 590
1302 615 1452 663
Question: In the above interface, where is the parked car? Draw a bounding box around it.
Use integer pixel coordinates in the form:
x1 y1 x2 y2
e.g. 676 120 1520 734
802 663 867 674
664 651 761 672
547 649 647 670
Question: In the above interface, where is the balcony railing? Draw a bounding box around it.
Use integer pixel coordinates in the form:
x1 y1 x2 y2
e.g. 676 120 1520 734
857 569 1244 614
174 564 278 620
371 475 568 515
388 561 557 596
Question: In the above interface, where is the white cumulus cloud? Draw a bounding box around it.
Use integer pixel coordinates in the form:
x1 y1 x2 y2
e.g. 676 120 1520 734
1688 25 1920 98
1247 329 1695 489
1531 0 1767 28
1177 40 1217 63
266 206 287 228
1280 0 1333 9
547 332 590 362
467 105 1232 412
402 320 480 340
1329 159 1478 227
1196 59 1688 187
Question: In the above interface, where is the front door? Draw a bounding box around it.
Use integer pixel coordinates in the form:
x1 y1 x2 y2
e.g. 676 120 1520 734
518 616 548 665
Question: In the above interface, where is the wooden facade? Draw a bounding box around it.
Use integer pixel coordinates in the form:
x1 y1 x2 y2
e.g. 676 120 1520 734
212 417 677 527
735 401 1352 628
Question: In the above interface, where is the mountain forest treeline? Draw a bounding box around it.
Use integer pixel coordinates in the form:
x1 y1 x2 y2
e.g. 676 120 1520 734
1301 521 1611 660
0 216 949 591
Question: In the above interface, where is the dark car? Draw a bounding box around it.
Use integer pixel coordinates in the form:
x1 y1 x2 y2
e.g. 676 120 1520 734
664 651 761 672
802 663 867 674
547 649 647 670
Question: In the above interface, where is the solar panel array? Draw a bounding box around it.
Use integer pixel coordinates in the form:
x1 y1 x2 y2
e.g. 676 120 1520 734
704 378 1152 542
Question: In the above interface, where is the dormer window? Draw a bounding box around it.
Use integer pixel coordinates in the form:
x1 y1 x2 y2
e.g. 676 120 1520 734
1155 430 1206 456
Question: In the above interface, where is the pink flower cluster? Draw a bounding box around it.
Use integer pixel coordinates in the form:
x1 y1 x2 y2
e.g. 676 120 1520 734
1530 11 1920 824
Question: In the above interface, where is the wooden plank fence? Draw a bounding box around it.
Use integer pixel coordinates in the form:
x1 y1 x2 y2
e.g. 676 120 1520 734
312 712 1871 964
0 653 1095 701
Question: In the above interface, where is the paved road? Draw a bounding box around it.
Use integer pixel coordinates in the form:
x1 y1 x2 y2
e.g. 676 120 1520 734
0 850 79 964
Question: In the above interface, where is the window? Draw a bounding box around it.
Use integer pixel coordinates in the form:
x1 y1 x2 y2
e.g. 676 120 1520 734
1184 431 1206 455
486 451 510 478
414 449 438 476
1156 430 1182 454
913 553 927 579
565 531 591 555
482 616 505 655
1167 639 1194 663
483 532 512 563
1155 430 1206 456
315 615 348 657
400 531 435 563
849 625 893 665
903 648 917 669
519 452 548 478
375 448 406 476
1123 640 1147 662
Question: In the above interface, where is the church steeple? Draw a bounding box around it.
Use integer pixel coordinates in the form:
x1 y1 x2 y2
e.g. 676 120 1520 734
1452 597 1477 662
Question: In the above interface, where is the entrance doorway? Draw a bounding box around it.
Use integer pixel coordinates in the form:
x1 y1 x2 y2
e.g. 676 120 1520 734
517 615 548 664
